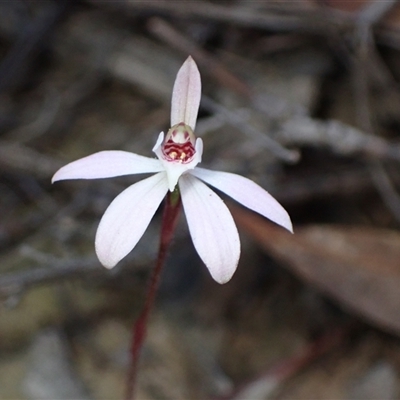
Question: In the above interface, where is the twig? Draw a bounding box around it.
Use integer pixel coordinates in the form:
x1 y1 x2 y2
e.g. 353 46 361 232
201 96 300 163
3 89 61 143
357 0 398 27
0 139 62 178
0 257 100 298
279 116 400 161
89 0 326 32
147 17 252 99
351 18 400 223
88 0 400 53
221 324 352 400
369 160 400 224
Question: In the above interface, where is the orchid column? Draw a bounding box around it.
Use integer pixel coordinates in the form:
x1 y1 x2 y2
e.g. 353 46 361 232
52 56 293 399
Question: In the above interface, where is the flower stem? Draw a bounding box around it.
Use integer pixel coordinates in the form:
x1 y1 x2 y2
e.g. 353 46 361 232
125 189 181 400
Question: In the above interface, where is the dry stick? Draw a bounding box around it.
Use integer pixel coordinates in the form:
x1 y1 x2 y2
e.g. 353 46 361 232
125 191 182 400
222 323 352 400
148 17 252 99
357 0 398 26
369 162 400 221
91 0 400 50
90 0 315 32
0 258 100 298
352 17 400 224
201 96 300 163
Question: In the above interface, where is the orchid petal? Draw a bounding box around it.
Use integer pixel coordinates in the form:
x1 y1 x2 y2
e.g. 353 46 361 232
195 137 203 163
163 162 190 193
191 167 293 233
179 174 240 284
170 56 201 130
95 172 168 268
52 151 163 183
152 132 164 153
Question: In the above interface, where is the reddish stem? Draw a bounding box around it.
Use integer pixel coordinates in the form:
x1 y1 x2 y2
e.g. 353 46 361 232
125 192 182 400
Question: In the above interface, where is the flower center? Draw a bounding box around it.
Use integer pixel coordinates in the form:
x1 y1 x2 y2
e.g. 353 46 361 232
162 122 196 163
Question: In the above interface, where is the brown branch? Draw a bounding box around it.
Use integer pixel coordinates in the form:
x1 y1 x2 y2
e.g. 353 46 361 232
147 17 252 99
0 257 100 298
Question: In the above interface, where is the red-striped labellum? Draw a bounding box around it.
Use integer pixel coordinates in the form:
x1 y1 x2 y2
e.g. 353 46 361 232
162 122 196 163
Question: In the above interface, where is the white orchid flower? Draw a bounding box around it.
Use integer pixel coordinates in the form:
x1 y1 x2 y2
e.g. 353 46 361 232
52 56 292 284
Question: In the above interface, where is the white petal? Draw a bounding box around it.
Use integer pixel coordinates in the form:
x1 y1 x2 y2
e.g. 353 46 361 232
164 162 191 192
95 172 168 268
52 151 163 183
152 132 164 153
179 174 240 284
170 56 201 130
195 137 203 163
191 167 293 233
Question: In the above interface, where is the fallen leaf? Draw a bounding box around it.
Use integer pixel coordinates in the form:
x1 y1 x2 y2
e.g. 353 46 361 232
231 204 400 335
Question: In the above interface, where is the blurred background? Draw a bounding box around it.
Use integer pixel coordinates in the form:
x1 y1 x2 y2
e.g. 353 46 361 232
2 0 400 398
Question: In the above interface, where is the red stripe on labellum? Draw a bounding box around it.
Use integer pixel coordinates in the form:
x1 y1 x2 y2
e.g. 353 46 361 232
162 139 196 163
